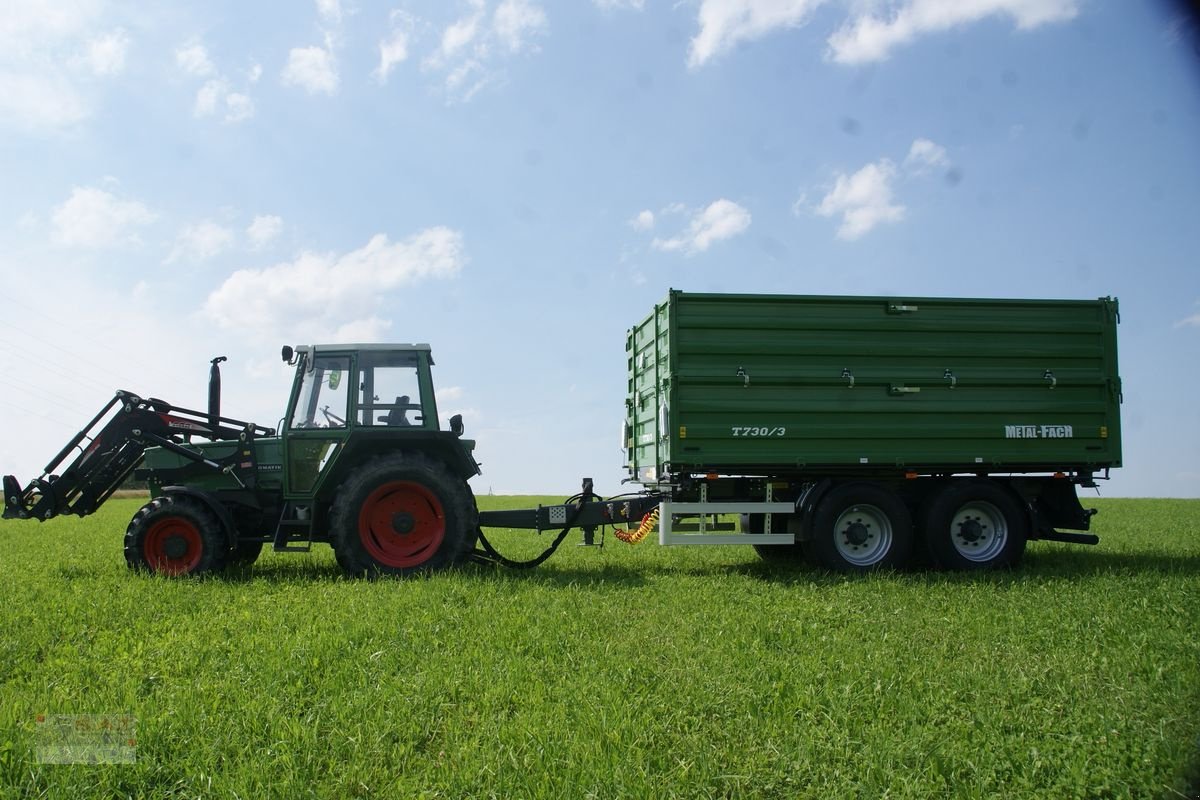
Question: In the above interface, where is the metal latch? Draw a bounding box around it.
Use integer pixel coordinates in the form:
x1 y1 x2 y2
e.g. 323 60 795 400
943 368 957 389
841 368 855 389
1043 370 1057 389
736 367 749 387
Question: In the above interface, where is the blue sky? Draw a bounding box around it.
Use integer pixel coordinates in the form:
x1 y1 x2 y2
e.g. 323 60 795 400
0 0 1197 497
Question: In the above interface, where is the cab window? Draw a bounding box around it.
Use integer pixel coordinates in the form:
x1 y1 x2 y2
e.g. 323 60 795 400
358 352 424 427
289 355 350 429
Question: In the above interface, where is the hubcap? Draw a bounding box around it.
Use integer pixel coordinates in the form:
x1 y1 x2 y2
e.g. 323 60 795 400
391 511 416 535
358 481 446 568
144 516 203 575
163 535 189 558
833 504 893 566
949 501 1008 562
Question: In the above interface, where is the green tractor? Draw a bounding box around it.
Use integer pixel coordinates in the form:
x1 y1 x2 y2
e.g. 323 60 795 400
4 344 485 577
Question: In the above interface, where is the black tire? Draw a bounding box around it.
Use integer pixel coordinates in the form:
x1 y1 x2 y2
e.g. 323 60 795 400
228 540 264 566
921 480 1028 570
744 513 806 564
124 495 229 577
330 452 477 577
806 482 912 572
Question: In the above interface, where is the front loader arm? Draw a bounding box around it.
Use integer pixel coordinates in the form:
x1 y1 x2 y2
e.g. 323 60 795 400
3 390 272 521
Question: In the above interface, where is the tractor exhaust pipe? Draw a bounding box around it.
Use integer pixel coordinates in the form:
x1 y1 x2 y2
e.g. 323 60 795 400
209 356 227 432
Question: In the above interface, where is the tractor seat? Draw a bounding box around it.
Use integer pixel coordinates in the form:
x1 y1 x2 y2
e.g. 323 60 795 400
381 396 411 427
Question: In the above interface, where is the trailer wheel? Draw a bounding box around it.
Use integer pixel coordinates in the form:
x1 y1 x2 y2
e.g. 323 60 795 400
922 481 1028 570
330 452 477 577
743 513 805 563
124 496 229 577
807 483 912 572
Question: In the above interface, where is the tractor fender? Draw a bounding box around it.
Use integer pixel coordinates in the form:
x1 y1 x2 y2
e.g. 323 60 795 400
161 486 238 550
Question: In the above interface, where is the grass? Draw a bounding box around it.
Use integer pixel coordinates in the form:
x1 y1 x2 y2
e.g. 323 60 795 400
0 496 1197 798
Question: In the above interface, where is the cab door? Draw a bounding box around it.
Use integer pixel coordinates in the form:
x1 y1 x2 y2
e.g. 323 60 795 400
282 352 353 499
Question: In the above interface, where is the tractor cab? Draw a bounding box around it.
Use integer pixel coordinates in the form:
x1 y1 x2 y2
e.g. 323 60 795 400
280 344 478 501
283 343 439 432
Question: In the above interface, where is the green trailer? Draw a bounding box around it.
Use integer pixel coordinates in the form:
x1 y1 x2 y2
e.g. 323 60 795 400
625 290 1122 571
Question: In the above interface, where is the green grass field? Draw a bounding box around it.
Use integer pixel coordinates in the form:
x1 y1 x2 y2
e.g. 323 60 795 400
1 496 1197 798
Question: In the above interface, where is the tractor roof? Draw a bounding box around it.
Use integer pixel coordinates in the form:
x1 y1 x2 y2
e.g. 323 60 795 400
293 343 432 354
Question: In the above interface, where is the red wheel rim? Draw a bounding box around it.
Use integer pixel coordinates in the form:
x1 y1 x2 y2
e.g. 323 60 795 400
358 481 446 569
144 517 203 576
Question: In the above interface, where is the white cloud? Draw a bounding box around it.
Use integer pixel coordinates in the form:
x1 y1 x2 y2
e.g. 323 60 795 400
331 316 391 342
193 79 255 123
630 210 655 231
827 0 1080 64
82 28 129 76
52 185 156 248
0 73 89 131
903 137 949 174
0 0 123 132
1175 303 1200 329
438 4 486 62
651 199 751 255
224 92 254 122
422 0 548 102
688 0 826 68
685 0 1079 68
246 215 284 249
815 159 905 240
376 13 414 84
494 0 548 53
282 45 338 94
181 45 255 123
247 63 263 83
594 0 644 9
317 0 342 24
194 79 225 117
176 42 215 77
204 228 466 339
444 60 493 102
166 221 235 264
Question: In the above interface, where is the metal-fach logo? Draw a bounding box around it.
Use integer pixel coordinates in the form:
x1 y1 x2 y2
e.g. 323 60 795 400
35 714 136 764
1004 425 1074 439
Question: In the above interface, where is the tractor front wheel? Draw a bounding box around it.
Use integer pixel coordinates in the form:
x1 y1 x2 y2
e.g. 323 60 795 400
330 453 477 577
124 496 229 577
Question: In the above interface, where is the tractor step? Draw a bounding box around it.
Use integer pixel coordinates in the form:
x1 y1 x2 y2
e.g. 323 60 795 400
272 505 314 552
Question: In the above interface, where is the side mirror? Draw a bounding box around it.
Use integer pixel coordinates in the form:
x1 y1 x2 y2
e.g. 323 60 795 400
449 414 464 437
281 345 294 363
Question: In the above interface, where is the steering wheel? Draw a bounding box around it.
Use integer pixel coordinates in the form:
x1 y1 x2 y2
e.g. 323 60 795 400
321 405 345 426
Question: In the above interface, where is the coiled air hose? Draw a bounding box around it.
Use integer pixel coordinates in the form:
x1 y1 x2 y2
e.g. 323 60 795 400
613 507 659 544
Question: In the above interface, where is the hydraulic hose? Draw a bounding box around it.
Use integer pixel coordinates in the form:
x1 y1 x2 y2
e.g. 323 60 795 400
470 491 597 570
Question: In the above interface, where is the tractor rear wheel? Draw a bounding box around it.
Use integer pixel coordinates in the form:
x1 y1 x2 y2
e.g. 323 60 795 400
124 496 229 577
330 452 477 577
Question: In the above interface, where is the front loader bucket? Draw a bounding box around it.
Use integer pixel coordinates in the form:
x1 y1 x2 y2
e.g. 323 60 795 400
3 474 54 521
